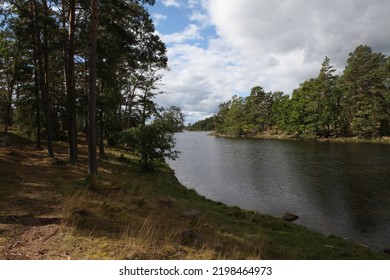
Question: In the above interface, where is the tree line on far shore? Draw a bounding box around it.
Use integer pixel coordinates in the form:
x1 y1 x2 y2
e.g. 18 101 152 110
189 45 390 139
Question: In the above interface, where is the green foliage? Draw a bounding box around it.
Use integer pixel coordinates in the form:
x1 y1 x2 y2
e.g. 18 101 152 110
338 45 388 137
217 96 246 136
244 86 273 134
214 46 390 139
119 119 179 171
161 105 185 132
270 91 291 132
0 0 176 166
188 116 216 131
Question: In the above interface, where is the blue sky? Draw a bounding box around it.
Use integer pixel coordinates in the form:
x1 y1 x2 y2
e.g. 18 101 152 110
146 0 390 124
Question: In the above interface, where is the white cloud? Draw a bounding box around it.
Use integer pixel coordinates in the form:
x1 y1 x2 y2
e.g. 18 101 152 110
187 0 198 9
159 24 203 44
155 0 390 123
152 13 167 26
188 11 209 28
206 0 390 66
156 40 267 123
161 0 180 8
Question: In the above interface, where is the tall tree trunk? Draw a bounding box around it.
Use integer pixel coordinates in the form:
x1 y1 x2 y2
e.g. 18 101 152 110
4 79 14 133
99 104 105 157
88 0 98 177
4 43 19 133
65 0 78 164
42 0 54 157
32 0 54 157
83 56 89 137
33 58 42 150
30 1 42 149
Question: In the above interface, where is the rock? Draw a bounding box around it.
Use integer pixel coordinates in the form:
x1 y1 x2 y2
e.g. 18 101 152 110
283 212 299 222
181 230 204 247
384 248 390 254
0 140 6 147
180 209 202 219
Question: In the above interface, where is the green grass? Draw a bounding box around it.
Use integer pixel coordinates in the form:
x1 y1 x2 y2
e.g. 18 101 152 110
135 165 388 259
0 129 389 259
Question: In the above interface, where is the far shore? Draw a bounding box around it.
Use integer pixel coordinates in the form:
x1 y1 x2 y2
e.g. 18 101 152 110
204 131 390 144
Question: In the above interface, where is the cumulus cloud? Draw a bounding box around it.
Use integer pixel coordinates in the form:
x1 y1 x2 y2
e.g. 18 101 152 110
206 0 390 66
156 40 266 121
187 0 198 9
189 11 209 27
152 13 167 26
155 0 390 123
161 0 180 8
159 24 203 44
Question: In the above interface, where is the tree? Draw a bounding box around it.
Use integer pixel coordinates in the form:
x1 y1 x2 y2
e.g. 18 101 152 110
315 57 341 137
119 118 179 171
64 0 78 164
88 0 98 177
244 86 273 134
161 105 185 132
1 1 43 147
92 0 167 155
214 100 231 133
270 91 291 132
382 57 390 135
27 0 56 157
221 96 245 136
0 29 20 133
1 0 174 174
289 79 318 136
188 116 216 131
339 45 388 137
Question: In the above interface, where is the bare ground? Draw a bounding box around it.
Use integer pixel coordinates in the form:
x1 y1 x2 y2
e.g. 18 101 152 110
0 133 82 259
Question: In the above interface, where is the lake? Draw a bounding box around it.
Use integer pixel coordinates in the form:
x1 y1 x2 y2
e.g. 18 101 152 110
168 131 390 251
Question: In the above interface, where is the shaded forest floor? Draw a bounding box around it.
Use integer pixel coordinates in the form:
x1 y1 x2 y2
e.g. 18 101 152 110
0 130 389 260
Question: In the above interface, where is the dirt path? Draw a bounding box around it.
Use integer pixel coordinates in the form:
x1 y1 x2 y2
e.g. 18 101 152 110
0 133 78 259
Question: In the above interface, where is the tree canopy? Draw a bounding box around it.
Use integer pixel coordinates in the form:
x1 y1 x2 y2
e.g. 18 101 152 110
0 0 181 173
212 45 390 139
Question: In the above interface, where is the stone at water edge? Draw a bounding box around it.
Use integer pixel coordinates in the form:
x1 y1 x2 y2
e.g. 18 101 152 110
384 248 390 254
283 212 299 222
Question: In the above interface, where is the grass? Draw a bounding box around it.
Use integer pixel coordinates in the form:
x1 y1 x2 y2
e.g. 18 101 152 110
0 128 389 260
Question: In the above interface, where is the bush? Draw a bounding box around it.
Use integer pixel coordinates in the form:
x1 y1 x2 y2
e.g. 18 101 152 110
120 120 179 171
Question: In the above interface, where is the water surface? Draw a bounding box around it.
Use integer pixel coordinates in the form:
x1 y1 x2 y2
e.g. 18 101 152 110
168 131 390 250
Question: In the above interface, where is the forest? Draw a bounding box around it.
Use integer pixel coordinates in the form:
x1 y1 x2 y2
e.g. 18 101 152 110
191 46 390 139
0 0 184 172
1 1 390 262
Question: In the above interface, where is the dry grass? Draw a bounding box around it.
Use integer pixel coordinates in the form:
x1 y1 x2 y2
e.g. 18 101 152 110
1 128 388 260
58 182 265 260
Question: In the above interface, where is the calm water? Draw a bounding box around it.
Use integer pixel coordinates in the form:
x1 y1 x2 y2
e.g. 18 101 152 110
168 131 390 251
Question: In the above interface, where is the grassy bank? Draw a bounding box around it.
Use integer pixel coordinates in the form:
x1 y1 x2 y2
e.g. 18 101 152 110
0 130 388 259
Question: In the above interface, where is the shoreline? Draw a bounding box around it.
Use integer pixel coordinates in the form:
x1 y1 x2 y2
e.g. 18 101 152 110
1 131 389 259
208 131 390 144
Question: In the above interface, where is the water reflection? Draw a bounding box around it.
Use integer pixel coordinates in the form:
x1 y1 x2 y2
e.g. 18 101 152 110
169 132 390 250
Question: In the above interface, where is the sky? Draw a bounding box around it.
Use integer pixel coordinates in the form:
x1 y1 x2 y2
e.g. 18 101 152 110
147 0 390 124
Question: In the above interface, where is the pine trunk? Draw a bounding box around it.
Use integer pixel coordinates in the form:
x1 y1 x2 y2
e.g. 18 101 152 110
88 0 98 177
65 0 78 164
32 0 53 157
